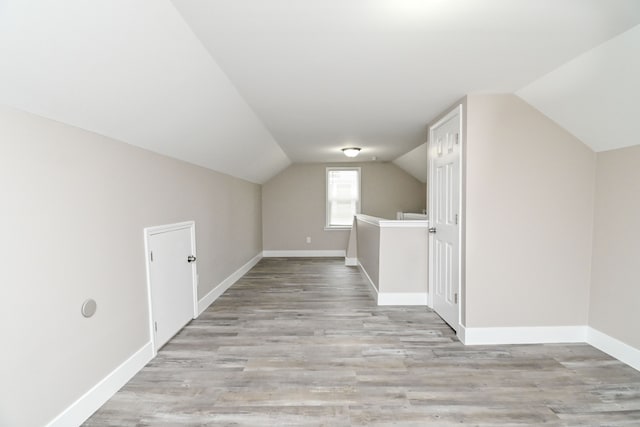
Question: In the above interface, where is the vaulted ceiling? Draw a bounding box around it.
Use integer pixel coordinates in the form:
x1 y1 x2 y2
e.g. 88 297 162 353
518 24 640 153
1 1 639 183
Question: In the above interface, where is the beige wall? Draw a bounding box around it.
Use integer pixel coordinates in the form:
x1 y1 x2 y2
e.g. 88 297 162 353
356 219 381 290
463 94 596 327
262 162 426 251
379 227 428 294
346 218 358 259
589 145 640 349
0 106 262 427
356 217 428 295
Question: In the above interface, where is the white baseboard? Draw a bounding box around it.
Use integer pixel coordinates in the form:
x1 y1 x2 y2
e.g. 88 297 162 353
456 324 467 343
459 325 588 345
198 252 262 315
356 262 427 306
587 327 640 372
357 261 378 299
458 324 640 372
378 292 428 306
46 342 154 427
345 257 358 266
263 250 345 257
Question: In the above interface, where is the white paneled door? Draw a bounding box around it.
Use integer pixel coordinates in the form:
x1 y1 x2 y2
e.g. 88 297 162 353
428 106 462 331
145 222 198 352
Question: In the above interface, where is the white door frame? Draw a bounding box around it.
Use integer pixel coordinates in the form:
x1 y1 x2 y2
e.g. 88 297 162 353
427 104 464 329
143 220 198 355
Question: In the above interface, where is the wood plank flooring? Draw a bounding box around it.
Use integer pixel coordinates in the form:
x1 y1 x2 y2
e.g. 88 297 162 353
85 258 640 426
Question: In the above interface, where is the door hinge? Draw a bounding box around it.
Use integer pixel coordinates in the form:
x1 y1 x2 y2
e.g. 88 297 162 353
454 293 458 304
150 251 154 262
154 321 158 333
455 133 459 144
455 214 459 225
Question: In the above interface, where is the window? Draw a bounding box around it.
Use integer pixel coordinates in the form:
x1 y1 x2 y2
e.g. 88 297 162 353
326 167 361 229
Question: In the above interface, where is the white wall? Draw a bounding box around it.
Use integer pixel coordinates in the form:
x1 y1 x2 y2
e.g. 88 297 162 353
0 106 262 427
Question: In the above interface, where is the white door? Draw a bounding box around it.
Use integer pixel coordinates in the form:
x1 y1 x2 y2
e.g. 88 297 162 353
146 222 197 352
428 106 461 331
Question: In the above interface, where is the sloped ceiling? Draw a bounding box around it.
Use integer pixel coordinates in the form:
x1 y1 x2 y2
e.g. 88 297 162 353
1 1 639 184
393 143 427 183
0 0 289 184
171 0 640 163
518 24 640 153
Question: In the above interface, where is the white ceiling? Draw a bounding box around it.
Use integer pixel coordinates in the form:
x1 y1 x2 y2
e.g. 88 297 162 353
0 0 289 184
172 0 640 164
1 1 639 183
393 143 427 183
518 24 640 153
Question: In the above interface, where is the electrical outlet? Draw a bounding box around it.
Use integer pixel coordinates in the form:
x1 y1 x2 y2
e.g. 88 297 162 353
306 236 311 244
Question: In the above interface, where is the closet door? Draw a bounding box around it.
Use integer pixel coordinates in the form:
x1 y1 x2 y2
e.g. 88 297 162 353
146 222 197 351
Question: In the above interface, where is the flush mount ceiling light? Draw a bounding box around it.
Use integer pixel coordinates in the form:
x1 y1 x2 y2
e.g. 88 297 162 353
342 147 361 158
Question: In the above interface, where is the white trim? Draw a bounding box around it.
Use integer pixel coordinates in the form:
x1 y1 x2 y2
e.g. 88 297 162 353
355 214 428 229
356 214 381 226
378 292 428 306
144 221 195 235
430 103 464 130
357 261 378 298
459 326 587 345
143 229 156 355
379 220 429 228
46 342 154 427
262 250 345 257
188 224 199 317
587 327 640 372
455 325 640 373
399 212 428 220
326 166 361 229
456 324 467 343
143 221 198 355
197 252 263 315
345 257 358 266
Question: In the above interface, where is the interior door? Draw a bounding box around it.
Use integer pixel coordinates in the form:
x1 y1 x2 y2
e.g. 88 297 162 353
148 225 197 351
428 107 461 331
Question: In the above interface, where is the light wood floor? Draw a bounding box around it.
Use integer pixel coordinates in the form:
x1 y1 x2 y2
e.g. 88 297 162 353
85 258 640 426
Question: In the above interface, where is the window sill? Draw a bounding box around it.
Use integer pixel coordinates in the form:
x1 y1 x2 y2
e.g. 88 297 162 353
324 226 352 231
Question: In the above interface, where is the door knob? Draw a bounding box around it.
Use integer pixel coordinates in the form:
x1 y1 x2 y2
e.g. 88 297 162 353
428 227 437 234
187 255 196 263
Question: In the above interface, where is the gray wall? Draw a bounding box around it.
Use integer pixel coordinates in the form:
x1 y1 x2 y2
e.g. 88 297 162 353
262 162 426 251
589 145 640 349
463 94 596 328
0 106 262 427
355 219 380 289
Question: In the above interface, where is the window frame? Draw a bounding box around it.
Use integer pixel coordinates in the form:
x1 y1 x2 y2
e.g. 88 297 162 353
325 166 361 230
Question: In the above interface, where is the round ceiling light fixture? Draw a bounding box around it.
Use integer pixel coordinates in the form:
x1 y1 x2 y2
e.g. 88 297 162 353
342 147 361 158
